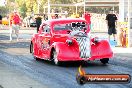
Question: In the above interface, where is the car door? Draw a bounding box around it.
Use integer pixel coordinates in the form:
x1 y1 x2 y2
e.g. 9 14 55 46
40 25 51 59
37 25 45 57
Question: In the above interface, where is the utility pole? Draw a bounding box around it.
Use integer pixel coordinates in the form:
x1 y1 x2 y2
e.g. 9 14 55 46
37 0 40 14
128 0 131 47
84 0 85 13
48 0 50 20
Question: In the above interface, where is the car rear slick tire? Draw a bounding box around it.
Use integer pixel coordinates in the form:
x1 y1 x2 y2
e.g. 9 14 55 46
100 58 109 64
30 43 39 61
52 50 61 66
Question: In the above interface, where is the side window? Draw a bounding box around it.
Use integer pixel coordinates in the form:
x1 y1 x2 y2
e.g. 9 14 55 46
43 25 50 33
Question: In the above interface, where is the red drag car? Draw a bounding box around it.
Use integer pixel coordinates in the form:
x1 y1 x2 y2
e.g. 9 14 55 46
30 18 113 65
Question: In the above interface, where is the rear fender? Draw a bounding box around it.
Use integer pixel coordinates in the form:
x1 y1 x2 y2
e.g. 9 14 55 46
91 40 113 59
49 42 79 61
50 42 65 55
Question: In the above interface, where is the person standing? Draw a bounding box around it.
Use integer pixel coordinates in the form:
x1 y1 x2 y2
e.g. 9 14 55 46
0 14 2 29
83 11 91 33
83 11 91 24
106 10 118 41
9 11 21 41
35 16 42 32
0 14 2 24
9 12 14 41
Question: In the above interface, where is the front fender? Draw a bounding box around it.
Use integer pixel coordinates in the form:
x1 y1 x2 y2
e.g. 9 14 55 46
31 33 38 43
30 33 39 55
30 35 35 53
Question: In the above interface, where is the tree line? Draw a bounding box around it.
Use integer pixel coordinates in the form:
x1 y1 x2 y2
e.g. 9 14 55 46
1 0 118 18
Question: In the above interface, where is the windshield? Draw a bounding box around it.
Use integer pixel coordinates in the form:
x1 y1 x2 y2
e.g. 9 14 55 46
54 24 68 30
53 22 88 31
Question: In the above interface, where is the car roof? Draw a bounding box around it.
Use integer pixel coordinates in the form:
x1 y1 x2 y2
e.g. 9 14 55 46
43 18 87 25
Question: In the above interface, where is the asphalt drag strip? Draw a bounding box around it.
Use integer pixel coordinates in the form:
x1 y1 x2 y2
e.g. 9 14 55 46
0 38 132 88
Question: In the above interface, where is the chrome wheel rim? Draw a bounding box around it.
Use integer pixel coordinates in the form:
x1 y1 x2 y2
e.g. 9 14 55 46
53 51 58 65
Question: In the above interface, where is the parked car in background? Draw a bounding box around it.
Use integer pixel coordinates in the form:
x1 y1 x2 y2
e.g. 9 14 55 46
30 20 37 27
2 18 9 25
22 17 37 27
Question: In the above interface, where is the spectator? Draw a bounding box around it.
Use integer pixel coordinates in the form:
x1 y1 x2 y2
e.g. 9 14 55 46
0 14 2 24
9 12 14 40
106 10 118 41
83 11 91 24
9 11 21 41
55 8 59 19
55 14 59 19
83 11 91 33
35 16 42 32
0 14 2 29
71 13 76 18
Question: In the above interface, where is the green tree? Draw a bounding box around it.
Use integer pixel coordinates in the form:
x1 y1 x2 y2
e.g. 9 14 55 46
20 3 27 18
0 6 9 17
6 0 16 13
5 0 85 17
